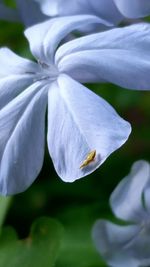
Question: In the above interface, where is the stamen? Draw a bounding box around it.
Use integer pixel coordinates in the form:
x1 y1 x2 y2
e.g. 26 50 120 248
80 150 96 168
38 59 49 69
26 60 59 82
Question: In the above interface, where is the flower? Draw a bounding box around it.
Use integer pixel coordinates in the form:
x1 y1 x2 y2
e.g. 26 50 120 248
34 0 123 26
3 15 150 195
92 160 150 267
114 0 150 19
34 0 150 26
2 0 150 29
0 0 113 31
16 0 113 30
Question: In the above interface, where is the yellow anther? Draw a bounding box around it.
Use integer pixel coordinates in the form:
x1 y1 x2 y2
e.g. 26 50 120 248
80 150 96 169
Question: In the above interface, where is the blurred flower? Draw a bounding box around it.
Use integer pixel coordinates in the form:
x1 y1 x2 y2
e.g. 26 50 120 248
0 0 113 30
114 0 150 19
34 0 123 30
1 0 150 29
34 0 150 27
92 160 150 267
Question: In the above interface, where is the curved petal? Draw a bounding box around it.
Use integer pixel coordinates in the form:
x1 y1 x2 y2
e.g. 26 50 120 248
58 49 150 90
0 76 33 109
0 3 20 22
56 23 150 62
144 187 150 213
110 160 150 223
92 220 144 267
143 162 150 212
0 48 38 77
114 0 150 18
56 23 150 90
87 0 123 25
16 0 48 26
0 82 48 195
34 0 123 25
24 15 111 63
47 74 131 182
0 48 39 108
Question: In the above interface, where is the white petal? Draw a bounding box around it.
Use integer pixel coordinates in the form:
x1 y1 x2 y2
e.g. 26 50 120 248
114 0 150 18
92 220 142 267
24 15 111 63
144 187 150 212
0 76 34 110
0 82 48 195
0 48 39 108
56 23 150 90
0 48 38 77
110 160 150 222
142 162 150 212
56 23 150 62
47 74 131 182
58 49 150 89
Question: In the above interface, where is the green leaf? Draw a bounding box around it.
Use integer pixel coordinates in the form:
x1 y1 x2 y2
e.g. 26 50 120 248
56 204 107 267
0 217 64 267
0 196 12 227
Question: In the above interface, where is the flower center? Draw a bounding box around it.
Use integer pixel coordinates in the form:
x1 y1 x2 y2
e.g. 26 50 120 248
27 60 59 83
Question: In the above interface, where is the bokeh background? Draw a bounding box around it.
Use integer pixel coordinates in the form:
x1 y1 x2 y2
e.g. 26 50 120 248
0 1 150 266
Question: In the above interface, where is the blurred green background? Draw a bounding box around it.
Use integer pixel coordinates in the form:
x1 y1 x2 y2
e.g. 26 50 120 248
0 4 150 267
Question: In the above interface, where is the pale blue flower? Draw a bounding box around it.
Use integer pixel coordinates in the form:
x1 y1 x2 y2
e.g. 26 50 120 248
3 16 150 195
34 0 150 26
16 0 114 31
2 0 150 28
92 160 150 267
34 0 123 26
0 0 112 30
114 0 150 19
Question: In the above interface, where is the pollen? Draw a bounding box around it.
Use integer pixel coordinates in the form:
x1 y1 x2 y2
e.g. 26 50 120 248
80 150 96 169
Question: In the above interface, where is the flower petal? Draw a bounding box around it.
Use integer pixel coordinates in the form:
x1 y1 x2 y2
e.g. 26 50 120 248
92 220 142 267
56 23 150 62
142 162 150 212
0 82 48 195
114 0 150 18
56 23 150 90
0 48 38 77
0 76 33 109
0 48 39 108
34 0 123 25
24 15 111 63
16 0 48 26
47 74 131 182
110 160 150 222
0 3 20 22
